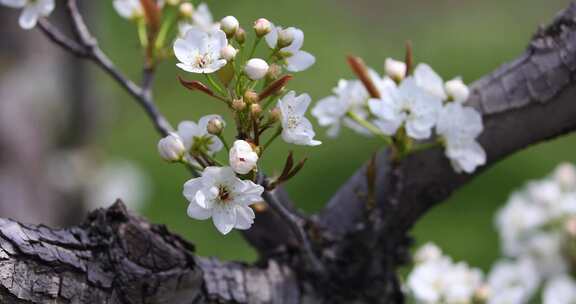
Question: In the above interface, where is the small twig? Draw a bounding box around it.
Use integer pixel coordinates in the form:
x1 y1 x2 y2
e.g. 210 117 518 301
37 19 86 57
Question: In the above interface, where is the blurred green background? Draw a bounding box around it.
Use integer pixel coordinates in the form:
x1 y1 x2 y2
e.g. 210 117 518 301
87 0 575 272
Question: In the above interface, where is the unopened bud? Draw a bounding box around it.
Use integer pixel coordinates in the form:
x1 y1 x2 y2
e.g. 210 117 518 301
250 104 262 117
158 133 186 162
253 18 272 37
266 64 282 81
245 58 269 80
277 28 294 48
221 45 238 61
220 16 239 37
244 90 259 104
235 27 246 45
179 3 194 18
269 107 281 122
232 99 246 111
207 117 225 135
445 78 470 103
384 58 406 83
566 217 576 237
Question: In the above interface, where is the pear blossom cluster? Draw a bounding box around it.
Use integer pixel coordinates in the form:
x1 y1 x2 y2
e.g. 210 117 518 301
313 56 486 174
150 2 320 234
407 163 576 303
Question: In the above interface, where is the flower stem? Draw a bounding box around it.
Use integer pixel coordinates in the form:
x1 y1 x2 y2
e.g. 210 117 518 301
154 8 177 51
346 111 392 145
262 127 282 152
137 19 148 49
218 134 230 151
247 37 262 61
205 74 226 96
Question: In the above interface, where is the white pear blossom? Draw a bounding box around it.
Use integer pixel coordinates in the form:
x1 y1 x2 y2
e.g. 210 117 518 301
113 0 143 20
1 0 54 30
554 163 576 190
174 27 228 74
414 63 447 100
385 58 407 82
157 133 186 162
254 18 272 37
177 115 224 155
368 77 442 140
436 102 486 173
265 24 315 72
414 242 443 263
445 78 470 103
229 140 258 175
543 275 576 304
407 246 483 304
183 166 264 234
313 73 394 137
278 91 321 146
244 58 269 80
486 258 540 304
178 3 217 35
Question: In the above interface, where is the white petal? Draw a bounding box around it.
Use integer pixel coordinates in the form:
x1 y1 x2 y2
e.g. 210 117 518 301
174 38 197 65
177 121 201 149
18 6 40 30
373 118 402 136
187 202 212 220
282 27 304 53
212 207 236 235
234 205 255 230
414 63 447 100
193 3 213 28
202 59 227 74
183 178 203 203
264 23 278 48
1 0 26 8
286 51 315 72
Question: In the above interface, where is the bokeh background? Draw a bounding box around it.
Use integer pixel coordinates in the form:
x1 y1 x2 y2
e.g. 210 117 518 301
0 0 574 273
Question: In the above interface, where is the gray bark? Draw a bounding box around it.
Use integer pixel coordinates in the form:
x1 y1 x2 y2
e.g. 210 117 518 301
2 2 576 304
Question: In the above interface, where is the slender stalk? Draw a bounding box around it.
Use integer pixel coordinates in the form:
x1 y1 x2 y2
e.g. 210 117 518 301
262 127 282 151
346 111 392 145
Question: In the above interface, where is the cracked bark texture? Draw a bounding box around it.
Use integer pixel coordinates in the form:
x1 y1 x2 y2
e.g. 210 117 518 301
2 2 576 304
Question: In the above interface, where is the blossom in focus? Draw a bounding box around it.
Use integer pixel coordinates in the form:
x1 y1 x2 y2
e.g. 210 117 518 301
229 140 258 175
265 24 315 72
183 166 264 234
177 115 224 155
436 102 486 173
174 27 228 74
278 91 321 146
369 77 442 140
1 0 55 30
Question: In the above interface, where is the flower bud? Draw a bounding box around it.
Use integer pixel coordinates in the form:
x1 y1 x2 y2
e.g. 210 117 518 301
384 58 406 82
245 58 269 80
179 3 194 18
253 18 271 37
207 117 225 135
554 163 576 190
158 133 186 162
266 63 282 81
250 104 262 118
244 90 259 104
220 45 238 61
232 98 246 111
445 78 470 103
166 0 181 6
235 27 246 45
220 16 239 37
277 28 294 48
566 217 576 237
269 107 281 122
229 140 259 175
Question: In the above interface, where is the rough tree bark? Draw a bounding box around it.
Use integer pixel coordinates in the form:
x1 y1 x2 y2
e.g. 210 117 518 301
1 2 576 304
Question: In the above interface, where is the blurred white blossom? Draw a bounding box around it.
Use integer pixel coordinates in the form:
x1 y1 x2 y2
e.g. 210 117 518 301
486 258 540 304
113 0 143 20
1 0 54 30
543 275 576 304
